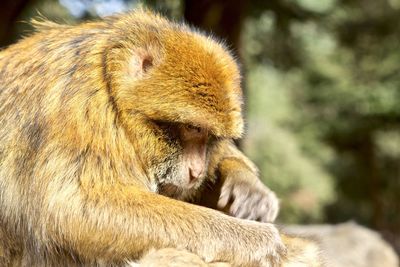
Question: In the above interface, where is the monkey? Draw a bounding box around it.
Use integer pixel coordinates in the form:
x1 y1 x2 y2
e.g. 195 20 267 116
0 9 319 266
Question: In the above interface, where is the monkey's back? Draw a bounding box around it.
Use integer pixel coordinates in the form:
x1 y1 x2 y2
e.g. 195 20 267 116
0 18 125 266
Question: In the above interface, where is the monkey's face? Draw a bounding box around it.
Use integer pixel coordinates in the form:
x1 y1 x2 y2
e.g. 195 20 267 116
150 122 212 200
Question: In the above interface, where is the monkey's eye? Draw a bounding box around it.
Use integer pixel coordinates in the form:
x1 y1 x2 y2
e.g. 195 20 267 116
185 124 202 134
181 124 208 141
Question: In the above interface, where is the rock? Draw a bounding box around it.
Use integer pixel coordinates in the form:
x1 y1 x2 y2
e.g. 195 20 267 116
283 222 399 267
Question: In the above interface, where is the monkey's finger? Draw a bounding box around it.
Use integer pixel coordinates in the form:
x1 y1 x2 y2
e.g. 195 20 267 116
264 192 279 222
233 199 252 219
266 203 279 222
236 190 279 222
246 194 266 220
252 194 277 222
257 202 274 222
217 183 234 208
230 189 251 217
267 206 279 222
217 196 230 210
233 193 262 220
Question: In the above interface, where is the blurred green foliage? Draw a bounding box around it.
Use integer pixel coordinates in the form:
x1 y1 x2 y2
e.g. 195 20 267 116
241 0 400 250
205 0 399 249
2 0 399 252
244 64 336 223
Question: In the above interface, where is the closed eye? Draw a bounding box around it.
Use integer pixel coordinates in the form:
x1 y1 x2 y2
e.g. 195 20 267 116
185 124 202 133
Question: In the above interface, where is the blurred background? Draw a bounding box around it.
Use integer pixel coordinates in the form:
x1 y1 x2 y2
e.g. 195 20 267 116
1 0 399 256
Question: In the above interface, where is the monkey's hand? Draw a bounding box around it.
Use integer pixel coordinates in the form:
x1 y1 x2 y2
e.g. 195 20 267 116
238 220 287 266
217 158 279 223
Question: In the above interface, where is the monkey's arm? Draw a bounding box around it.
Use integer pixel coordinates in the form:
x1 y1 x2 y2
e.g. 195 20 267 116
200 140 279 222
131 233 323 267
43 182 283 266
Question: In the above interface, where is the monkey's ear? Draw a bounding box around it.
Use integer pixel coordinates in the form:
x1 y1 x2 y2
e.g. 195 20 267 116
128 50 154 79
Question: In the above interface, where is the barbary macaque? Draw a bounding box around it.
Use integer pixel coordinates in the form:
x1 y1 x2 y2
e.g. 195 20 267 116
0 9 321 266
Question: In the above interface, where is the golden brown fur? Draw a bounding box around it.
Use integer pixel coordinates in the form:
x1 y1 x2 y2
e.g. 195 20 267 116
129 233 323 267
281 233 324 267
0 9 319 267
130 248 231 267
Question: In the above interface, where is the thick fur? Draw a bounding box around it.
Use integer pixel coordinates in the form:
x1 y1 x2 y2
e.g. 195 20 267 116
0 9 292 266
129 248 231 267
127 233 324 267
280 234 324 267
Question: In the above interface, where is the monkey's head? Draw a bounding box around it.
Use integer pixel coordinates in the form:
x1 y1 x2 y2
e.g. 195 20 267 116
106 10 243 198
